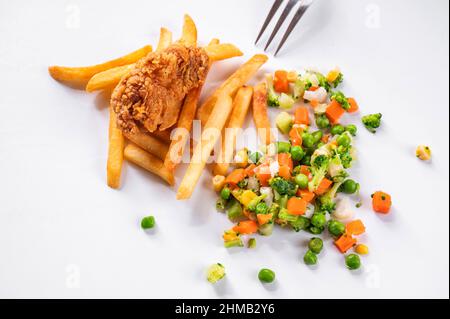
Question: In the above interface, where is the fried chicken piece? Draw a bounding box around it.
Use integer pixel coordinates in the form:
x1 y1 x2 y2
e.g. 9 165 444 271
111 44 209 133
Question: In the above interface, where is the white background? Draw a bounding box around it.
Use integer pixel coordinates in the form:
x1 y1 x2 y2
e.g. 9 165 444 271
0 0 448 299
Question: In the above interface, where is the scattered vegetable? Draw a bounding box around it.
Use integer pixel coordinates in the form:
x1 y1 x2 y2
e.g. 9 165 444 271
258 268 276 283
207 263 226 283
362 113 382 133
345 254 361 270
372 191 392 214
141 216 156 230
416 145 431 161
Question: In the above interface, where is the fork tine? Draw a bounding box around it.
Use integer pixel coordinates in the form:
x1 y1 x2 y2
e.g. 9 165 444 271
264 0 299 51
274 2 310 56
255 0 284 45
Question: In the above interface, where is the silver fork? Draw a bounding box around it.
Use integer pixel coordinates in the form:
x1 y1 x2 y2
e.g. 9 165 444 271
255 0 314 56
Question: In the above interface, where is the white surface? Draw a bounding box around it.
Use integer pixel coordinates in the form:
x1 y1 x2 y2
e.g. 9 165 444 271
0 0 448 299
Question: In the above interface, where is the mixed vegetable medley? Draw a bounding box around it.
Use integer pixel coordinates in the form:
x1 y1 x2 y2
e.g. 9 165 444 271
213 68 393 276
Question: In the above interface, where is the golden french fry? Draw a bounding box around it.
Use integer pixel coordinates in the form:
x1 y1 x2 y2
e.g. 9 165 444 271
179 14 197 47
124 130 169 160
213 86 253 176
107 106 125 189
252 82 274 145
125 144 175 186
86 64 135 93
163 38 220 171
87 28 172 92
157 27 173 52
48 45 152 88
151 129 172 143
177 94 233 200
164 87 201 171
197 54 268 125
204 44 243 62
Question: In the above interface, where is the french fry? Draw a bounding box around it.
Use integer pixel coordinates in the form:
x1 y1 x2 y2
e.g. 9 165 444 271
213 86 253 176
151 129 172 143
86 64 134 92
163 38 220 171
204 44 243 62
86 28 171 93
179 14 197 47
252 82 274 145
197 54 268 126
107 106 125 189
177 94 233 200
157 27 173 52
48 45 152 88
124 144 175 186
124 130 169 160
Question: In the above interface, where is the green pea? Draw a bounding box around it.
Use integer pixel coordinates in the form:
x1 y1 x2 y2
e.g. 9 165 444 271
302 133 315 148
276 141 291 154
311 213 327 228
316 114 330 129
340 179 359 194
331 125 345 136
141 216 155 230
294 174 309 189
303 250 318 265
312 131 323 144
220 187 231 200
337 134 351 148
328 220 345 237
290 146 305 161
345 254 361 270
249 151 262 164
308 237 323 254
258 268 276 283
345 124 357 136
309 226 324 235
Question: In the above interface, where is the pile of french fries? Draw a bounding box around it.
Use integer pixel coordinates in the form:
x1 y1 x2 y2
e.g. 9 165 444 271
49 15 271 201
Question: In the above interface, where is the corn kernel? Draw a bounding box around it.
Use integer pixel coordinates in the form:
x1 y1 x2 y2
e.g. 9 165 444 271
416 145 431 161
355 244 369 255
212 175 226 192
327 68 341 83
240 190 257 207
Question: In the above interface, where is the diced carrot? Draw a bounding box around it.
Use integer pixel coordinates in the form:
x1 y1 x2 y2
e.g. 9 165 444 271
245 164 256 177
297 189 315 203
255 164 271 186
310 100 319 108
334 234 357 253
257 213 273 226
287 197 308 215
277 153 293 171
347 97 359 113
274 70 289 93
300 165 312 180
233 220 258 234
289 127 303 146
225 169 246 186
308 86 319 92
314 178 333 195
278 165 291 180
294 107 310 125
325 100 345 124
321 134 330 144
346 220 366 236
372 191 392 214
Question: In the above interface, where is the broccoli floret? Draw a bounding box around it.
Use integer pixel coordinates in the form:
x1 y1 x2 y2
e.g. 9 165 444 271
255 202 269 215
316 181 343 213
308 151 331 192
362 113 382 133
315 72 331 92
269 177 297 196
266 74 280 107
330 91 351 110
332 73 344 88
247 194 268 212
328 154 348 183
290 216 311 232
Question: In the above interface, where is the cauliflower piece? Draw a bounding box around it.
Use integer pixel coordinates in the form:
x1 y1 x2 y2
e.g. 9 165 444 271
332 197 355 221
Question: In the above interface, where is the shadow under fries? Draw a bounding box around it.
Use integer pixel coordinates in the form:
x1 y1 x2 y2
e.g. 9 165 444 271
94 88 114 111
